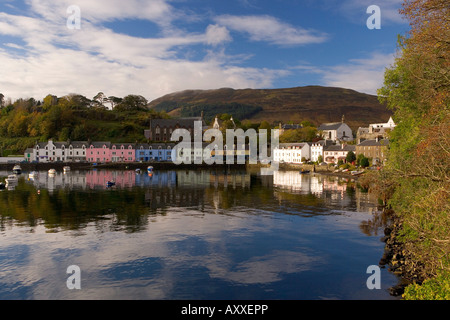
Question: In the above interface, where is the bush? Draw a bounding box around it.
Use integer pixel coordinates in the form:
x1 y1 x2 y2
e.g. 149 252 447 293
403 272 450 300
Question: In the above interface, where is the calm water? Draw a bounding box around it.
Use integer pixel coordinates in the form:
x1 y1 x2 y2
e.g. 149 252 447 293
0 168 399 300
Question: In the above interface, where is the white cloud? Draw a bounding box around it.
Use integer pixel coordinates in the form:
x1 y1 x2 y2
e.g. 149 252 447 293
319 52 395 94
215 14 328 46
0 3 285 101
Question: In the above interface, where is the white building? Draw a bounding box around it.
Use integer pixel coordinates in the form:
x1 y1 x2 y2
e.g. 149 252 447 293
318 116 353 142
28 140 88 163
273 143 311 164
310 140 334 162
369 116 396 133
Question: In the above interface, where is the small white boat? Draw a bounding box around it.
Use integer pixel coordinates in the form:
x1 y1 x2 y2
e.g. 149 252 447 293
147 166 153 173
48 168 56 175
63 166 71 173
135 168 141 174
12 165 22 174
6 175 18 184
29 171 39 179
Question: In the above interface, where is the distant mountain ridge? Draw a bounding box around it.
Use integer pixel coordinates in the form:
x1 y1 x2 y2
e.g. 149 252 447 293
148 86 392 130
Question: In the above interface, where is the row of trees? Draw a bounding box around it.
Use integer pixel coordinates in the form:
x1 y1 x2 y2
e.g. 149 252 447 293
375 0 449 299
0 92 165 154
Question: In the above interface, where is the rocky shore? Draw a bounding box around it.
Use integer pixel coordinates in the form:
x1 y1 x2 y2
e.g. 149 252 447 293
378 209 425 297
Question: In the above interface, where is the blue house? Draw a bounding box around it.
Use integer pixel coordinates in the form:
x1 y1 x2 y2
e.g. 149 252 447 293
135 143 175 162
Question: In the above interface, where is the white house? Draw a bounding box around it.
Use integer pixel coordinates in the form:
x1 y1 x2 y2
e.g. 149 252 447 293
33 140 66 162
310 140 334 162
66 141 88 162
318 116 353 142
369 116 396 133
273 143 311 164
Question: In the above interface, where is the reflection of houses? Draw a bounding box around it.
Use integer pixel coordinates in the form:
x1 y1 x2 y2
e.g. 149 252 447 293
323 144 356 164
209 172 251 189
86 170 135 189
356 117 395 144
356 138 389 165
318 116 353 142
135 171 177 188
273 143 311 164
273 170 310 192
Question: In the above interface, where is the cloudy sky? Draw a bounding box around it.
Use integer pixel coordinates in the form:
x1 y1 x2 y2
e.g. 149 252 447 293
0 0 408 102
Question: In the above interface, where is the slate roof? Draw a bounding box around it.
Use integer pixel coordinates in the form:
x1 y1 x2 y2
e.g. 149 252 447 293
357 139 389 146
317 122 344 131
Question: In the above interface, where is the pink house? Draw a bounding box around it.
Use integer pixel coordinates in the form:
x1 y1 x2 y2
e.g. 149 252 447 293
110 143 135 162
86 142 112 163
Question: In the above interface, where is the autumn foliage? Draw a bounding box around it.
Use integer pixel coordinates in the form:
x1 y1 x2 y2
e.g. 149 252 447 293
377 0 449 298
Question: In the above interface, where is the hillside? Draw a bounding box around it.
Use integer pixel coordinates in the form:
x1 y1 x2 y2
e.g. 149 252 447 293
148 86 392 130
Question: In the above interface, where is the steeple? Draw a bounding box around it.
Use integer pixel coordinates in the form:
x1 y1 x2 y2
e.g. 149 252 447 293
341 115 345 123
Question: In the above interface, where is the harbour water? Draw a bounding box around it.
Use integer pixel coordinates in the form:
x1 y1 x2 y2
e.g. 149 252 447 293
0 168 400 300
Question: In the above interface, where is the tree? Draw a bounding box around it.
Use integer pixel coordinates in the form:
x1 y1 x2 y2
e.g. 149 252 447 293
346 150 356 163
115 95 148 112
377 0 449 290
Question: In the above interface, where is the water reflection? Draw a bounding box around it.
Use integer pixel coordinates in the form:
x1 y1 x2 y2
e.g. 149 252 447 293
0 169 397 300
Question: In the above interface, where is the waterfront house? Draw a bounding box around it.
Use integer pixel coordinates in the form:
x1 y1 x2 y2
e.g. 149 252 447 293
110 143 135 162
310 139 334 162
86 142 112 163
318 116 353 142
323 144 356 164
66 141 88 162
135 143 175 162
273 143 311 164
356 138 389 165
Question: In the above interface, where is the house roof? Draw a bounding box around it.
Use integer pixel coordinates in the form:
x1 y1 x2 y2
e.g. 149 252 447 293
324 144 356 152
278 143 309 149
311 139 334 147
317 122 344 131
90 141 111 148
281 124 302 130
357 139 389 146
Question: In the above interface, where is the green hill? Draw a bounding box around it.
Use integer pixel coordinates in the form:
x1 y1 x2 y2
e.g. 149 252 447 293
148 85 392 129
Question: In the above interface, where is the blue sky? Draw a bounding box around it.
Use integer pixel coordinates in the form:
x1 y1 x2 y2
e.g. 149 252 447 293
0 0 409 102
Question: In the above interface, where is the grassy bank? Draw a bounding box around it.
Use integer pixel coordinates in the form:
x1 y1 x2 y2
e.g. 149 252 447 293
358 171 450 299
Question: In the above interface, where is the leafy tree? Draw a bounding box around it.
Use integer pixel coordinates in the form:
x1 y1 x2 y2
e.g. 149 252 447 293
376 0 449 293
115 95 148 112
346 150 356 163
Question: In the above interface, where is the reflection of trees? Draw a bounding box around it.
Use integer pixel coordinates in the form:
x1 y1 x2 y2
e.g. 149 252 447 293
359 210 394 236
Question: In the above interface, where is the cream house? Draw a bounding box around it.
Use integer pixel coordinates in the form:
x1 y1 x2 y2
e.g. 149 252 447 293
273 143 311 164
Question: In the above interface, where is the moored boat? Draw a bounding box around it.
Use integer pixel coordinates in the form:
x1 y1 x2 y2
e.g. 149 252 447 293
63 166 71 173
351 170 364 176
48 168 56 175
106 180 116 187
147 166 153 173
12 165 22 174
